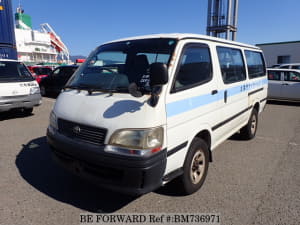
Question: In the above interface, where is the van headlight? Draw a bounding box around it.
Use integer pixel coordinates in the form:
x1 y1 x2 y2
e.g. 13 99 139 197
49 111 58 130
106 127 164 156
30 87 40 95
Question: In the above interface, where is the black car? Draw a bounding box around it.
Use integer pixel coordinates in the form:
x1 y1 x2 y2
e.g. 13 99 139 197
39 65 78 96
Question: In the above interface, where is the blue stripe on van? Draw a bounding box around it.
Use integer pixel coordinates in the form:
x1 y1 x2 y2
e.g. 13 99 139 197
167 91 223 117
166 78 268 118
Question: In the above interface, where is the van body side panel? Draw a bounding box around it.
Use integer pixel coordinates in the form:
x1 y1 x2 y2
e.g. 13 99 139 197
210 45 267 148
164 41 268 175
164 40 222 174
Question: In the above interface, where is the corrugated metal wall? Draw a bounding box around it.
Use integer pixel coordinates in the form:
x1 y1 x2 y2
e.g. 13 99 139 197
257 42 300 67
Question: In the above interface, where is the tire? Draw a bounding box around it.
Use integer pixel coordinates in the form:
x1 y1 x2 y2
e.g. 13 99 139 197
179 138 209 195
240 108 258 140
23 107 33 116
40 85 46 96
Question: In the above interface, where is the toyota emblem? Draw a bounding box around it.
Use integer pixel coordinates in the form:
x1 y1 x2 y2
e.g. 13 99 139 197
73 126 81 134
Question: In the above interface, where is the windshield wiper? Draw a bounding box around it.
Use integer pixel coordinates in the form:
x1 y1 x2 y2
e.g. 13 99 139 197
86 86 129 95
63 85 128 95
63 85 83 90
107 87 129 93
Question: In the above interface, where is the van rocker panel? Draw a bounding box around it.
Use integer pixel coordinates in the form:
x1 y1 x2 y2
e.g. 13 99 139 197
47 129 167 195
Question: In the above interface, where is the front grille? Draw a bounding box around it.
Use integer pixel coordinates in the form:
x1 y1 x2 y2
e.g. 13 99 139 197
58 118 107 145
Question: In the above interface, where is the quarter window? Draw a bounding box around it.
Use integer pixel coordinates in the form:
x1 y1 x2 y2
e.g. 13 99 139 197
245 50 266 79
267 71 281 80
173 45 212 91
217 47 246 84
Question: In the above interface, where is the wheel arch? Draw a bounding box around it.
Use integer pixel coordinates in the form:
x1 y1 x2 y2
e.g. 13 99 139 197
253 101 260 113
195 129 213 162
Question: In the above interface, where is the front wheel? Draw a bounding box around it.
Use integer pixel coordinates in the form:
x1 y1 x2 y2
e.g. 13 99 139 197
178 138 209 195
240 108 258 140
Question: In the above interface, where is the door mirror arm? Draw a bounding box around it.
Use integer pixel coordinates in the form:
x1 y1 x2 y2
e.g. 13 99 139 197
149 85 162 107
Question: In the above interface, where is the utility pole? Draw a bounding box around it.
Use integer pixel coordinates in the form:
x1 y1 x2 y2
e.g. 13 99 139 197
206 0 239 41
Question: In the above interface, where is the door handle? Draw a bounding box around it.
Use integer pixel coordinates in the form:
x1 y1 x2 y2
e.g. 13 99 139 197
211 90 218 95
224 90 228 103
282 83 289 85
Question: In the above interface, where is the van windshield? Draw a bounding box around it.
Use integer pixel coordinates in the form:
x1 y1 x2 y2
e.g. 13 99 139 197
67 38 177 93
0 61 34 82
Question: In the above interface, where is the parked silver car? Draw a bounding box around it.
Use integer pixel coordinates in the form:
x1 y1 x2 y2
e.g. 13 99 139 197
267 68 300 101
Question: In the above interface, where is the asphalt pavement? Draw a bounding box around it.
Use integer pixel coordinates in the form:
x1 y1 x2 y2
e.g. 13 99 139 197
0 98 299 225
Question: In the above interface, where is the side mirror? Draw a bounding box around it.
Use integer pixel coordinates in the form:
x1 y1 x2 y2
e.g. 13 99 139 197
149 63 168 87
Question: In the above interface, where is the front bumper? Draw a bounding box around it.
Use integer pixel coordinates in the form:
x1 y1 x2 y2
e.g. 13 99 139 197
0 93 42 112
47 128 167 195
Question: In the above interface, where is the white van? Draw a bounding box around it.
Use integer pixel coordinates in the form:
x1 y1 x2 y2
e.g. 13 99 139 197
47 34 267 195
0 59 41 114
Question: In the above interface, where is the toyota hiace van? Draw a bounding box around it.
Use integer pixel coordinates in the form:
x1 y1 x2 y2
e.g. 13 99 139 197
47 34 267 195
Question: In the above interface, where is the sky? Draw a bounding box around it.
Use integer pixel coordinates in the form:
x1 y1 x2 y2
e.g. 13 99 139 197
11 0 300 56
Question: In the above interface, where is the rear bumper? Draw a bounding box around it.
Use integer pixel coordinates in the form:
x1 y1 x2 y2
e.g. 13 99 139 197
47 128 167 195
0 93 42 112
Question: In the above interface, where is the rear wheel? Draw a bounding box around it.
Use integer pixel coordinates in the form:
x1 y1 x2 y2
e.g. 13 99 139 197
240 108 258 140
178 138 209 195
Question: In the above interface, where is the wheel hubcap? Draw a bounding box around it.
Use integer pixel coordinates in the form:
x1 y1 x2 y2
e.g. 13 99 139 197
190 150 205 184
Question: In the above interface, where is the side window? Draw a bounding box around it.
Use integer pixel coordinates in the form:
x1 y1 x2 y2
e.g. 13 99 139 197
245 50 266 78
173 44 212 91
284 71 300 82
267 71 281 80
217 47 246 84
137 53 169 64
280 65 289 69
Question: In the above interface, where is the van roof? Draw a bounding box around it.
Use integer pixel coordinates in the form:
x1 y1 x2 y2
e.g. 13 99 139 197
106 33 260 50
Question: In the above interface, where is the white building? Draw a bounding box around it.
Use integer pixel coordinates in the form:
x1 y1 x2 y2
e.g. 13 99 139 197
14 8 70 64
256 41 300 67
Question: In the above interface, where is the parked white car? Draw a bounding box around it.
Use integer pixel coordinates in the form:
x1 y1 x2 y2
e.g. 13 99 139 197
0 59 42 114
267 68 300 101
278 63 300 70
